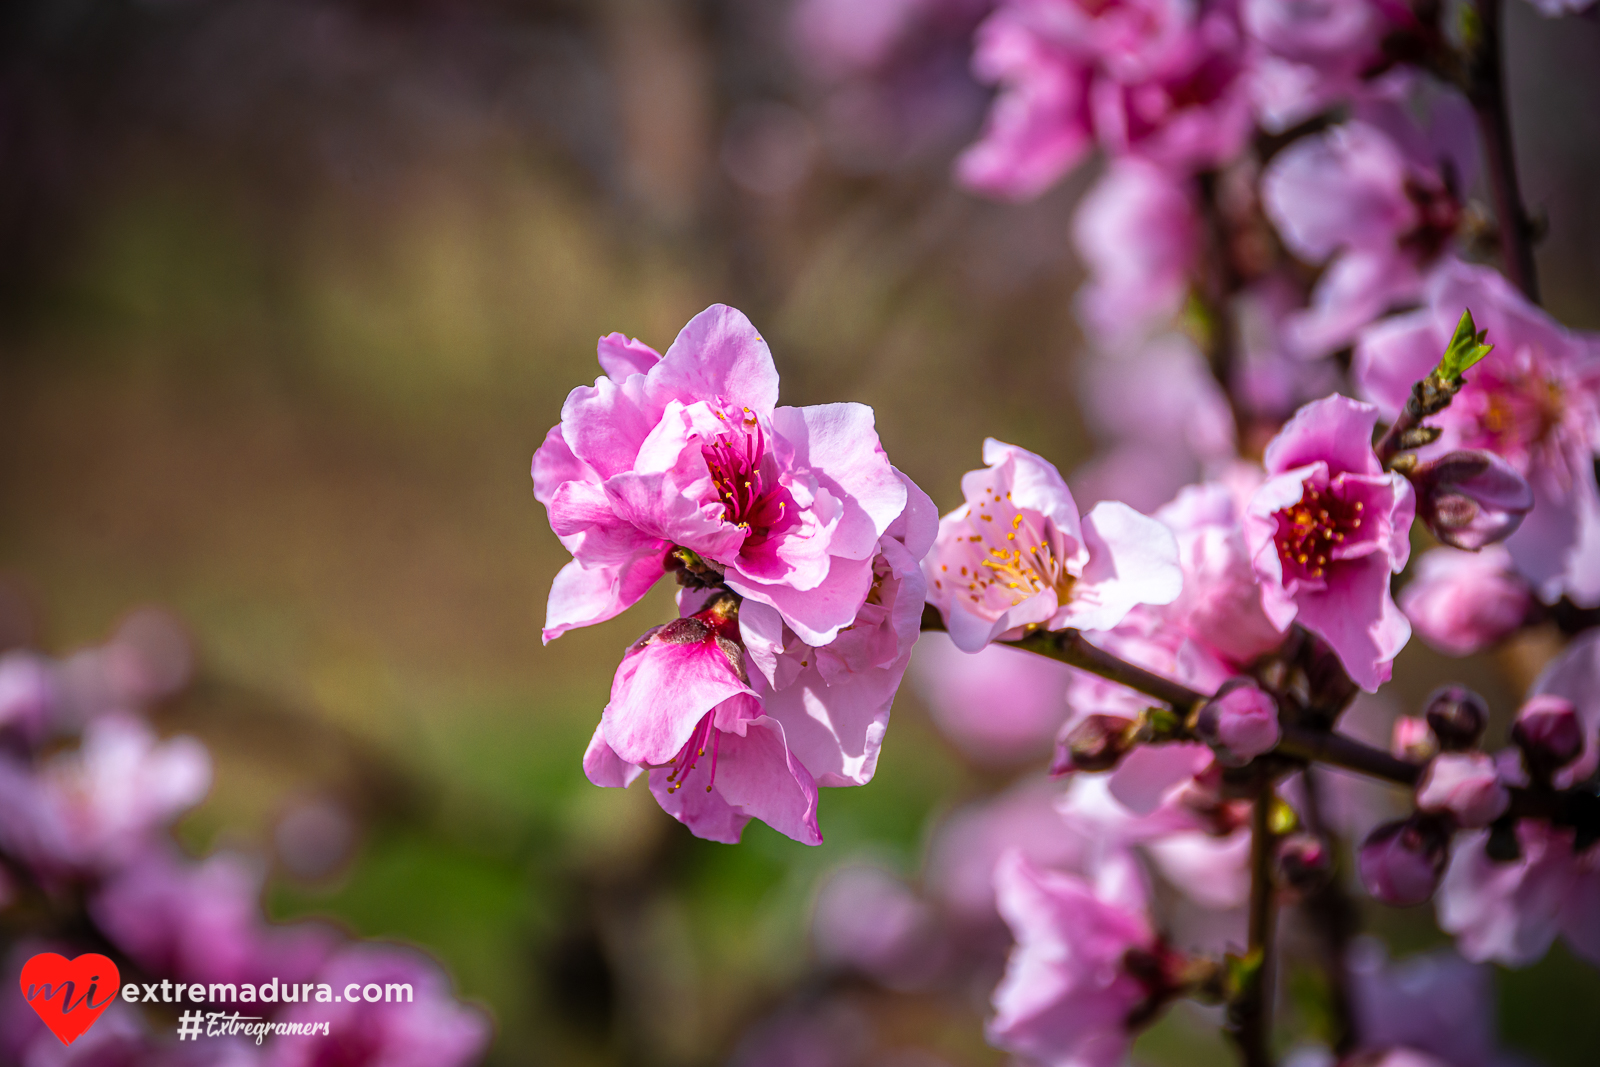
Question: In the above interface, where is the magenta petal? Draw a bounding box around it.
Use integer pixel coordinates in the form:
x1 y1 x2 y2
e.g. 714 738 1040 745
531 425 597 507
542 552 667 644
1263 394 1384 478
560 373 660 480
1107 743 1214 816
1293 553 1411 691
649 767 750 844
584 723 643 788
772 403 906 561
709 716 822 846
596 332 662 380
727 553 875 647
602 635 754 767
649 304 781 417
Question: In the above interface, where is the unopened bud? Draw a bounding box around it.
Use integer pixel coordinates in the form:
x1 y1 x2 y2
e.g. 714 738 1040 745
1358 817 1451 906
1412 450 1533 550
1416 752 1509 829
1056 714 1138 773
1195 681 1280 767
1512 694 1585 781
1391 716 1438 762
1276 833 1333 893
1423 684 1488 751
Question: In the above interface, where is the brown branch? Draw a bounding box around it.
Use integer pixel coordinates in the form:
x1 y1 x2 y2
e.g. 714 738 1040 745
1229 772 1279 1067
1297 767 1359 1055
1276 725 1421 786
1468 0 1540 303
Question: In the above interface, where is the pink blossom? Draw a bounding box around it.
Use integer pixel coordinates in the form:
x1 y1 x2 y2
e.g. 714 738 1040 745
1244 395 1415 691
925 776 1095 928
988 850 1155 1067
534 305 915 646
1347 939 1507 1067
1071 162 1199 345
1196 680 1281 766
1356 260 1600 604
1399 546 1533 657
738 474 938 787
1078 338 1237 490
92 850 333 988
910 633 1071 765
1359 817 1450 906
267 944 490 1067
1261 97 1474 358
956 0 1254 200
583 597 822 846
1152 480 1285 667
0 713 210 874
1391 716 1437 762
1415 753 1509 829
1241 0 1401 131
1526 629 1600 787
1436 819 1600 967
924 439 1182 652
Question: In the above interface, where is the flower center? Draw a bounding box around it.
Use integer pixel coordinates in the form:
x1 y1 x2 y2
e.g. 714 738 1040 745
936 487 1075 609
663 712 722 795
1471 369 1565 457
703 408 789 545
1273 481 1364 581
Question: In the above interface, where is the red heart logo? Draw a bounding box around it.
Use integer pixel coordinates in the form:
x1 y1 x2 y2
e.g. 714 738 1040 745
19 953 120 1045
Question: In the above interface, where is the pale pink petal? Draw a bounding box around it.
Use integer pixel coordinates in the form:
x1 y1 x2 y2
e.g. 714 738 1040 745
596 332 662 380
649 304 781 417
1055 501 1183 631
583 723 643 788
771 403 906 561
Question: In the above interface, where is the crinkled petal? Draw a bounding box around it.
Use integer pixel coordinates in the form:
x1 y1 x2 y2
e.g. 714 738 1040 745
772 403 906 561
648 304 781 417
596 332 662 380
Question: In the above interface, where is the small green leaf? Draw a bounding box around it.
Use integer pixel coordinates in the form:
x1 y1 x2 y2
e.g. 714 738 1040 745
1224 948 1264 1000
1436 308 1493 381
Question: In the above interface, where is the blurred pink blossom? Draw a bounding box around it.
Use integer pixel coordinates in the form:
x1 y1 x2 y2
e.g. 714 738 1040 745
1437 818 1600 967
1409 451 1534 551
956 0 1254 199
1197 681 1281 766
910 633 1070 765
1241 0 1403 131
1347 938 1508 1067
1399 546 1533 657
1071 161 1199 345
988 849 1155 1067
267 944 490 1067
1415 753 1509 829
1356 260 1600 605
1525 629 1600 788
811 864 943 988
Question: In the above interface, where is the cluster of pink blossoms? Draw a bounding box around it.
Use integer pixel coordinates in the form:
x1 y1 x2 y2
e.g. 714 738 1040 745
0 612 488 1067
536 0 1600 1062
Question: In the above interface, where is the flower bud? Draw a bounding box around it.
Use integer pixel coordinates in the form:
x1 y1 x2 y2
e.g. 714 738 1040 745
1276 832 1333 893
1411 450 1533 550
1194 681 1280 767
1390 716 1437 762
1415 752 1509 828
1511 694 1585 781
1358 817 1451 906
1399 547 1534 657
1056 714 1138 773
1423 684 1488 751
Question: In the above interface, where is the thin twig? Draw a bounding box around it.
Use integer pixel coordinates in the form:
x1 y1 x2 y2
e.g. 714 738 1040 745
1230 772 1279 1067
1468 0 1540 303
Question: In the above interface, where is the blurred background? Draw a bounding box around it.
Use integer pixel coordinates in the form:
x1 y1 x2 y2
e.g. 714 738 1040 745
0 1 1598 1064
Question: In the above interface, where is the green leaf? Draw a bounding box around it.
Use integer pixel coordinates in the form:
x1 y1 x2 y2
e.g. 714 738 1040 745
1436 308 1493 381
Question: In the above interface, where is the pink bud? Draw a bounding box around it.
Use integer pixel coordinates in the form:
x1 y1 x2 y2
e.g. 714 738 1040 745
1411 451 1533 550
1512 694 1585 780
1358 818 1450 906
1390 716 1437 762
1195 681 1280 767
1415 752 1509 828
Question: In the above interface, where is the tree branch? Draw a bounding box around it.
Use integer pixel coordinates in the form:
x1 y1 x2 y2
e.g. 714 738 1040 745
1468 0 1540 303
1230 772 1279 1067
1297 767 1359 1055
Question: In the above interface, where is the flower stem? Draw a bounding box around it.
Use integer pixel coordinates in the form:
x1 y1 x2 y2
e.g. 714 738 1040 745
1468 0 1540 303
